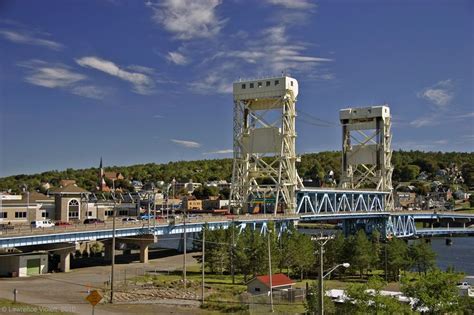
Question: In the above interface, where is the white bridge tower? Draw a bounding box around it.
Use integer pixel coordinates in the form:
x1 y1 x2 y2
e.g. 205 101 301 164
230 76 302 214
339 105 394 210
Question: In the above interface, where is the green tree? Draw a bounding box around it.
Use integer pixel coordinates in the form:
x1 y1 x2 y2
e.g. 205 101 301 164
400 165 421 181
288 231 314 280
409 240 436 275
402 269 462 314
387 238 409 281
305 283 336 315
352 230 372 277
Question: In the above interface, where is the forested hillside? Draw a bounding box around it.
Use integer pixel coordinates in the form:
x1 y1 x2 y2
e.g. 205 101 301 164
1 151 473 193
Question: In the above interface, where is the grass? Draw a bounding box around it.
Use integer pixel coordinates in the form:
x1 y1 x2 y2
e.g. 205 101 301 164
0 298 73 315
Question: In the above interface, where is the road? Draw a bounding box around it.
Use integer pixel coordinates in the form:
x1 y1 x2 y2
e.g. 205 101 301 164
0 253 203 315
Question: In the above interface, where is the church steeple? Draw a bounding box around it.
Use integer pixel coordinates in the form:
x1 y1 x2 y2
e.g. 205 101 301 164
98 157 107 191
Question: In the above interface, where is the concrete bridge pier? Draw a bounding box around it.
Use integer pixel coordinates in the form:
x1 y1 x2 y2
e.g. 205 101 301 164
103 234 155 264
57 250 71 272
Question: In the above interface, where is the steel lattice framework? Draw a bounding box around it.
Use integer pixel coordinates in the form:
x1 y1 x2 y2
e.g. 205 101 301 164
386 215 416 238
339 105 394 210
230 76 302 214
296 188 387 214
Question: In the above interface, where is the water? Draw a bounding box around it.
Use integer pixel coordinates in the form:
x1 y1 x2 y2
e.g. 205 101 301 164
298 228 474 276
431 237 474 275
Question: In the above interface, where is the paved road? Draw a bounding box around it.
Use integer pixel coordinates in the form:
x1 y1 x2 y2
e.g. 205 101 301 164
0 253 201 315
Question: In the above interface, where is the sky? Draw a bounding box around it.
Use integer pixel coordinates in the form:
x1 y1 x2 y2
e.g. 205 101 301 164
0 0 473 177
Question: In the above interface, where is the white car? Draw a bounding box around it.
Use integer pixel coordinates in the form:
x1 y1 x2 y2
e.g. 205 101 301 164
31 220 55 228
122 217 138 223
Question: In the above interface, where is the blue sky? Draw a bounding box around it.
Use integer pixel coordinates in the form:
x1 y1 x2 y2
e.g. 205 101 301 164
0 0 472 177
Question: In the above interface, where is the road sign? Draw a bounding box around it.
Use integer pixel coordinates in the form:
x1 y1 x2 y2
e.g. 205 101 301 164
85 290 102 306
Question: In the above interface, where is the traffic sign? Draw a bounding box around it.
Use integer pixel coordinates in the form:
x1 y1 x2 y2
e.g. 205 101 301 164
85 290 102 306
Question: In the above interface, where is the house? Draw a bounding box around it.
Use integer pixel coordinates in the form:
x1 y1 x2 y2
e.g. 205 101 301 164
247 273 296 295
104 172 124 181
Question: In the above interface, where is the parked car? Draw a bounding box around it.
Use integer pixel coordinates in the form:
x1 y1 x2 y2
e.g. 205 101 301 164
55 221 72 226
122 217 138 222
31 220 55 228
83 218 104 224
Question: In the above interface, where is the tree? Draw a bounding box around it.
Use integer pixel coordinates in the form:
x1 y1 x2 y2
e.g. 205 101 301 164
402 269 462 314
352 230 372 277
409 240 436 275
305 283 336 315
399 165 421 182
288 231 314 280
386 238 409 281
370 230 382 271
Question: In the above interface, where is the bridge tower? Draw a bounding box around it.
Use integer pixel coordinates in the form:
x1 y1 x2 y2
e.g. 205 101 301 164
230 76 302 214
339 105 394 210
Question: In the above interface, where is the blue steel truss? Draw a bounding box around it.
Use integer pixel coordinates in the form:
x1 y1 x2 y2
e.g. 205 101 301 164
296 188 388 214
386 215 416 238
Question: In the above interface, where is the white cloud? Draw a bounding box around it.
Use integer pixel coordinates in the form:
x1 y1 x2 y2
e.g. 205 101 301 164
76 56 155 95
410 110 474 128
150 0 226 40
189 68 234 94
417 79 454 108
192 25 332 94
18 60 85 88
166 51 189 65
18 60 106 100
0 29 63 50
266 0 315 9
153 114 164 118
71 85 107 100
204 149 233 154
171 139 201 148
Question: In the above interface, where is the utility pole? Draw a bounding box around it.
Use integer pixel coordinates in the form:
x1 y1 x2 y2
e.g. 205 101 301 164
314 232 333 315
231 219 235 285
319 241 324 315
201 227 205 305
267 229 274 313
110 200 117 303
183 208 187 289
385 241 388 282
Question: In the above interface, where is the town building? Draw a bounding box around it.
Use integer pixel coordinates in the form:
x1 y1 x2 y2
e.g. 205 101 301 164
49 183 90 222
0 250 48 277
182 196 202 211
0 192 55 224
203 199 230 211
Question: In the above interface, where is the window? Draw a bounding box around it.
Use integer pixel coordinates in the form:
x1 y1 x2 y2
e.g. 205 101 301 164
87 211 93 217
249 82 254 88
68 199 80 219
266 81 271 87
119 210 128 216
0 212 7 218
254 287 261 292
41 212 47 218
15 211 27 218
290 81 294 86
105 210 114 216
257 82 262 88
241 83 246 89
274 80 279 86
